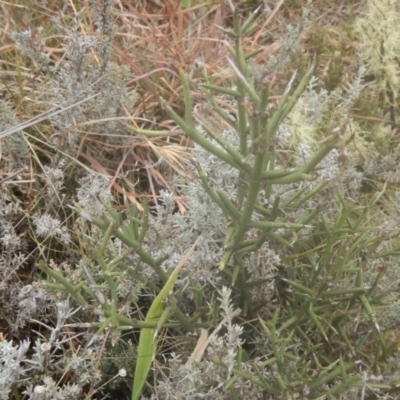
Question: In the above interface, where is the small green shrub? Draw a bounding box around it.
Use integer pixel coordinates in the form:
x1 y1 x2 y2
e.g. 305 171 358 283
2 1 400 400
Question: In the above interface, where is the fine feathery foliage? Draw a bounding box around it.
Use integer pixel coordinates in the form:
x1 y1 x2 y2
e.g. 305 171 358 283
2 1 400 399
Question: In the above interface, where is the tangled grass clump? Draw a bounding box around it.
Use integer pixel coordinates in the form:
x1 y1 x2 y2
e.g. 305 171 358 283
2 1 400 399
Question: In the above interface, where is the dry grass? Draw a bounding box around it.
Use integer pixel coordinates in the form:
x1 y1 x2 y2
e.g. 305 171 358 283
0 0 364 197
2 1 400 399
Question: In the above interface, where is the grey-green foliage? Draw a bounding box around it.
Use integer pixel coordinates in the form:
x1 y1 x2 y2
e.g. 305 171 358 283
135 7 400 399
354 0 400 96
0 2 137 397
0 303 103 400
8 2 137 149
0 340 30 400
37 5 400 399
4 1 400 399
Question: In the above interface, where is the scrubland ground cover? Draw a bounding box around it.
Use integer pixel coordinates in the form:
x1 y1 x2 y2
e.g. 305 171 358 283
2 0 400 399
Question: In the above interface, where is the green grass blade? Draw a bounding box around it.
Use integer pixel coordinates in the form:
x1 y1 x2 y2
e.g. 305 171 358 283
132 237 201 400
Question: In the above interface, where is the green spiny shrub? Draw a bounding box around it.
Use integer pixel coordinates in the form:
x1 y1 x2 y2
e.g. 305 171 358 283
2 1 400 400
